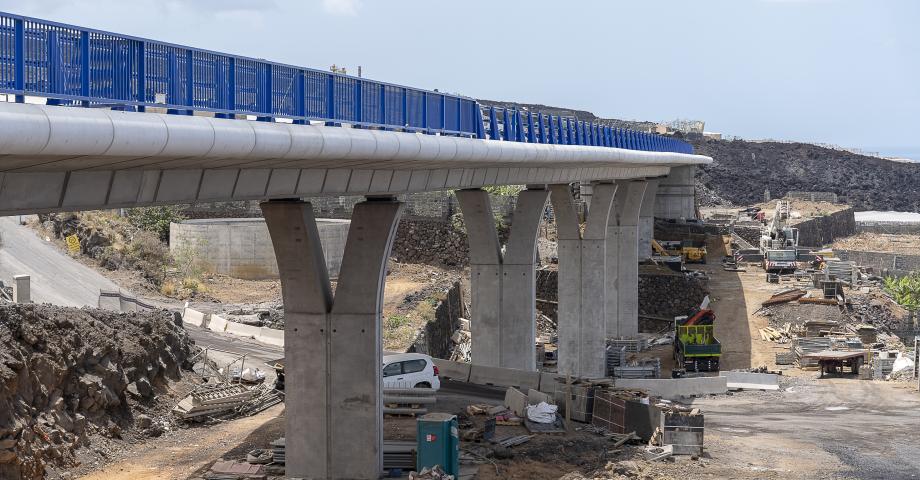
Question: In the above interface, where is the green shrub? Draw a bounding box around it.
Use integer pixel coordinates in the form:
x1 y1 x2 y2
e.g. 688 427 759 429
884 273 920 311
126 206 185 242
384 314 410 329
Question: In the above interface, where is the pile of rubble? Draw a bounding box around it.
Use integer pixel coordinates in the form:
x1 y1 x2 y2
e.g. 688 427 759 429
0 304 197 480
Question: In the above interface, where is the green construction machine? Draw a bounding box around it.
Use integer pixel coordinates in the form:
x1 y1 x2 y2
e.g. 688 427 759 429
674 309 722 372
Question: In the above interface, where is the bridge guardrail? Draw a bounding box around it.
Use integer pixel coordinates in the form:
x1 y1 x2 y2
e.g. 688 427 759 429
0 11 693 155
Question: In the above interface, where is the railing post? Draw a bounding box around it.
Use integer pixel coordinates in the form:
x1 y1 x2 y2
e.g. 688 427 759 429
527 112 536 143
456 97 462 134
326 74 336 126
80 30 90 107
379 84 387 129
402 87 408 129
258 63 273 122
502 108 511 141
136 41 146 111
538 114 546 143
228 57 236 114
475 104 485 139
440 94 446 132
14 18 24 102
294 69 305 124
422 91 428 133
47 30 61 105
488 107 499 140
355 79 363 126
185 49 193 115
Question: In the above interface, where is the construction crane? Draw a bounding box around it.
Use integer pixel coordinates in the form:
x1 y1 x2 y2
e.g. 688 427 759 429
760 200 799 280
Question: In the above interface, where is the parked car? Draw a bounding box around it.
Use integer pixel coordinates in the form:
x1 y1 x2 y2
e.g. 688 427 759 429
382 353 440 390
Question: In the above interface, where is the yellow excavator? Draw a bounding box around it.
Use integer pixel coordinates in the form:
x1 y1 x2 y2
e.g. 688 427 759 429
652 239 707 264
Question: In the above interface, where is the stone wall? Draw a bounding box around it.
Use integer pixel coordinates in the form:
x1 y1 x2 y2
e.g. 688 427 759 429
410 281 465 360
536 268 559 320
793 207 856 248
856 222 920 235
638 272 709 332
836 250 920 277
786 191 838 203
391 219 469 267
530 267 709 332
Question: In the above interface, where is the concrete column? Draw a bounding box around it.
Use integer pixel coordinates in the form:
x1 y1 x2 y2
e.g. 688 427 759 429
262 197 403 480
457 188 549 371
607 181 647 339
550 183 617 378
13 275 30 303
638 180 660 260
655 165 697 220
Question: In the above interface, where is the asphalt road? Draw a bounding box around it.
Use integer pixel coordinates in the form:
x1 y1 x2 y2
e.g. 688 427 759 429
0 216 122 307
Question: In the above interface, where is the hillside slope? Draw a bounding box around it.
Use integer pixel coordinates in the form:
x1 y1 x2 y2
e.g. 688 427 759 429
692 139 920 212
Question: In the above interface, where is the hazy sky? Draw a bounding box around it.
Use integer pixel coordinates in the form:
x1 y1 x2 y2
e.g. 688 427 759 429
2 0 917 155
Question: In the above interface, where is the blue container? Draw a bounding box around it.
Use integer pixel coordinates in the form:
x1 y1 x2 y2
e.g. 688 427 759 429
416 413 459 476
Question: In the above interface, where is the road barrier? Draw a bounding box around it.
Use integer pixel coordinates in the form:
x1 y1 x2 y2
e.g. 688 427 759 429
258 327 285 347
208 314 229 333
181 306 207 328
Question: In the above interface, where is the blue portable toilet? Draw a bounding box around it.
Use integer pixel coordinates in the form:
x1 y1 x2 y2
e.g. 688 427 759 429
416 413 459 476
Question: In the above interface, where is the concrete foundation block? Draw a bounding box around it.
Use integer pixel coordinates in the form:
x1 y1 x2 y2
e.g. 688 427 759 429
12 275 30 304
182 308 207 328
720 372 779 391
613 377 728 400
469 364 541 391
258 327 285 347
433 359 471 382
225 321 261 338
504 387 528 416
208 314 228 332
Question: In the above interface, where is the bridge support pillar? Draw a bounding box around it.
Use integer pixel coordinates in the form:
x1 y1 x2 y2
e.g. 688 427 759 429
550 182 617 378
655 165 697 220
457 187 549 371
607 180 648 339
638 180 660 260
262 197 403 480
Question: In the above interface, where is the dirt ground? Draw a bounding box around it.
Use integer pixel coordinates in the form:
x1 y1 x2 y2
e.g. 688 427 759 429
78 405 284 480
832 232 920 255
754 199 850 225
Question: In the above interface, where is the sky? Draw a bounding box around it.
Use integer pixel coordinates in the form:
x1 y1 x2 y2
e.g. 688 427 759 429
2 0 918 158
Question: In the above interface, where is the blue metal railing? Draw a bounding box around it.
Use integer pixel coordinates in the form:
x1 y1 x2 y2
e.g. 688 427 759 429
0 11 693 155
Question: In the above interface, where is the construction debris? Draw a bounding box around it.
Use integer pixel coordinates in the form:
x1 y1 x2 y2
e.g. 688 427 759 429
761 288 807 307
409 465 454 480
173 383 282 421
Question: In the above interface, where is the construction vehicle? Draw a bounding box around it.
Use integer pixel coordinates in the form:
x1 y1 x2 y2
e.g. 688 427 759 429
674 309 721 372
653 239 707 264
760 200 799 278
650 240 684 272
680 239 707 264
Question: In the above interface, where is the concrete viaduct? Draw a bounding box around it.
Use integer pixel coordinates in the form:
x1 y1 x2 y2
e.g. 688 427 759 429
0 11 709 479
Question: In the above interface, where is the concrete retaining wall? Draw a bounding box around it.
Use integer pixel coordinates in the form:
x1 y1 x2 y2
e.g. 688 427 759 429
170 217 349 279
613 377 728 400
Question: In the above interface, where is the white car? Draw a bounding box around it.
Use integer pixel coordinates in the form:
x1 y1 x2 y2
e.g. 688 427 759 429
382 353 441 391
